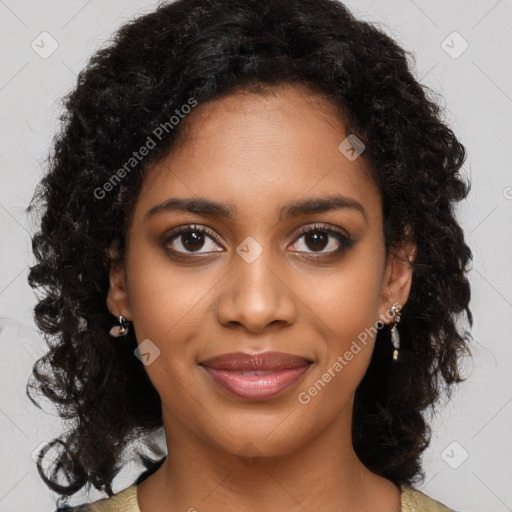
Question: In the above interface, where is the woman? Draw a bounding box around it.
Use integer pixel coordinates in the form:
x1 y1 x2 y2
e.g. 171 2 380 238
27 0 472 510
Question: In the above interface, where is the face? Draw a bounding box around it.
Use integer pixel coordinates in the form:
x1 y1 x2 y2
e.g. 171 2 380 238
107 84 413 459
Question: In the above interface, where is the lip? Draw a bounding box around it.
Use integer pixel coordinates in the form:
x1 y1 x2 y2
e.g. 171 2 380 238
199 351 312 400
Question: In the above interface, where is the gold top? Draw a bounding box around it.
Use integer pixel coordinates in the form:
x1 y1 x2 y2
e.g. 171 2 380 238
76 483 454 512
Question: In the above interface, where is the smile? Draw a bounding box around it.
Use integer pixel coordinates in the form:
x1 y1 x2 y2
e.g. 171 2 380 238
201 366 311 400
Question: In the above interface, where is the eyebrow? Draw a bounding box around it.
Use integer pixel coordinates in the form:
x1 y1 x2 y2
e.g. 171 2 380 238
144 195 368 224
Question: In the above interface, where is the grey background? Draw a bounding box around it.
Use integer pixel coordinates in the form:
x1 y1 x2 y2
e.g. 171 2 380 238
0 1 511 511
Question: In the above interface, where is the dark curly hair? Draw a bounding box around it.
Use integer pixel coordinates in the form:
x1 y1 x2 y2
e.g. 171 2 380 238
27 0 473 506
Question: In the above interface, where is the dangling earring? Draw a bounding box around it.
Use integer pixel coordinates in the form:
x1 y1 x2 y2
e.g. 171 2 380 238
390 303 402 360
109 315 130 338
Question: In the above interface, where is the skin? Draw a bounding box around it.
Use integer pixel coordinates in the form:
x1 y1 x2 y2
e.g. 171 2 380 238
107 83 415 512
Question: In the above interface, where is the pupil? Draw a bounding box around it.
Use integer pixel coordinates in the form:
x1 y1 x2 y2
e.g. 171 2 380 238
179 231 329 252
307 232 327 251
183 231 204 251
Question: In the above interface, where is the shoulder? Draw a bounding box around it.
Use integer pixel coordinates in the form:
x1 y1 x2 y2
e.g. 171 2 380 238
53 456 164 512
401 486 457 512
54 485 139 512
55 505 90 512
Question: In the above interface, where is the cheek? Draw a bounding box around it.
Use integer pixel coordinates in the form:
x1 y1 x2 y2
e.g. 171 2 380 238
126 240 208 336
124 249 215 391
295 282 379 422
299 250 385 336
296 244 385 392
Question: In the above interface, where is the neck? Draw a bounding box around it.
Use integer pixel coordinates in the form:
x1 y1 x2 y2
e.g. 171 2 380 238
136 403 401 512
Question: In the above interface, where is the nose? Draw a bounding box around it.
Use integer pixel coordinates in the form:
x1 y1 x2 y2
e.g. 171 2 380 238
215 246 298 334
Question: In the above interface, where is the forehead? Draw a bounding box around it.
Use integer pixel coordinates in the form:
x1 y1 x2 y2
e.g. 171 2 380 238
172 83 350 153
135 84 380 225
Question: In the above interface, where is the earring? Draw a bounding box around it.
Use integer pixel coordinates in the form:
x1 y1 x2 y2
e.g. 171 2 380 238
109 315 130 338
390 304 402 360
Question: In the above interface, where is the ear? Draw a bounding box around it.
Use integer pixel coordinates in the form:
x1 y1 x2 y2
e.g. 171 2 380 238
106 246 132 321
378 237 416 323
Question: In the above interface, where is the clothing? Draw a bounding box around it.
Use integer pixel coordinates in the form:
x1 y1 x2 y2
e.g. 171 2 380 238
56 479 455 511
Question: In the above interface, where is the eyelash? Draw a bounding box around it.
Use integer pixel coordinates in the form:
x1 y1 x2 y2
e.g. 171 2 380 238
162 223 354 259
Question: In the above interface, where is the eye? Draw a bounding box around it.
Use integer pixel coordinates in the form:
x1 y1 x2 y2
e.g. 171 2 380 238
162 223 354 259
289 224 354 255
162 224 224 255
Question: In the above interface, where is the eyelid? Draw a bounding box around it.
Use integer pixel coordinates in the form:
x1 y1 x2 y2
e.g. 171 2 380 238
292 222 350 241
162 223 224 249
289 223 354 256
162 222 353 256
